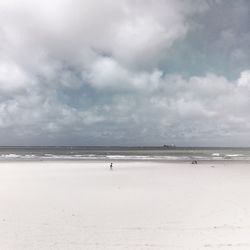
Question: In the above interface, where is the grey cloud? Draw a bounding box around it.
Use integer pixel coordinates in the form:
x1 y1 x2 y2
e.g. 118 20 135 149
1 69 250 146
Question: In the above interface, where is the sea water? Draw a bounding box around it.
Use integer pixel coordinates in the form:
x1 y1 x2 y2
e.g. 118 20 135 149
0 146 250 161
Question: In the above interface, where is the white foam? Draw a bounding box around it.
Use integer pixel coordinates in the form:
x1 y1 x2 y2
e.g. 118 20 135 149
212 153 220 156
2 154 20 158
225 154 243 157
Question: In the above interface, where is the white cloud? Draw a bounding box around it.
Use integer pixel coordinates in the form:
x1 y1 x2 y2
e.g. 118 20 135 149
85 57 130 88
237 70 250 88
0 61 30 92
84 56 163 90
0 0 205 73
173 98 216 119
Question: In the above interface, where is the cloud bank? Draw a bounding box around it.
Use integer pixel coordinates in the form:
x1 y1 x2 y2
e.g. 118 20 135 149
0 0 250 146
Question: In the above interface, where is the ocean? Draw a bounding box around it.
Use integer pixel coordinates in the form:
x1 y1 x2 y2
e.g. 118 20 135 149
0 146 250 161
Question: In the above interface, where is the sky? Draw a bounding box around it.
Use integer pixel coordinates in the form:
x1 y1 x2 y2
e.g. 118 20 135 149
0 0 250 146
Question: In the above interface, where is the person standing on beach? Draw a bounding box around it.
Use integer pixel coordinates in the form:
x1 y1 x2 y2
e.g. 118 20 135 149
110 163 113 170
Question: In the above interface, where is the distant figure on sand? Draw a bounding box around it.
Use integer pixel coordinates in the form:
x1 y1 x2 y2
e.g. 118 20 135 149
110 163 113 170
192 160 198 165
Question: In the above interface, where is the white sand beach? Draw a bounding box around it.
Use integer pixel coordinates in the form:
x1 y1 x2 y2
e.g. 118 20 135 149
0 160 250 249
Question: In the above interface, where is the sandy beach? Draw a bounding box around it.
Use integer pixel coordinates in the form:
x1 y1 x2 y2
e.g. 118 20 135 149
0 160 250 249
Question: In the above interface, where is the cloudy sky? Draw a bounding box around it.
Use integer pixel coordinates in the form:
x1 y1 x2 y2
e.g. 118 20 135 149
0 0 250 146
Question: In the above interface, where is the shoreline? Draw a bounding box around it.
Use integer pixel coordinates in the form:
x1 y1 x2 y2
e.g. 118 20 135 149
2 158 250 162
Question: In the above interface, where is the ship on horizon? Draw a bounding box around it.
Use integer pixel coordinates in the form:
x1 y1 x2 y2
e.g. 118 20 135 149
163 144 176 149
